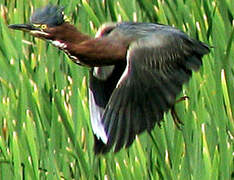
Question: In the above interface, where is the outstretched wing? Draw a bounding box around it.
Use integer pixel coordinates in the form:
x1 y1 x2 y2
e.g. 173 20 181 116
94 29 210 154
89 63 126 151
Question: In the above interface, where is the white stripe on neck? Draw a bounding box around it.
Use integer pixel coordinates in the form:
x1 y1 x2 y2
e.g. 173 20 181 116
51 40 67 49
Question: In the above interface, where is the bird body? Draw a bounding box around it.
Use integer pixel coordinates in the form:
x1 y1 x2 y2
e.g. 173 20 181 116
8 5 210 154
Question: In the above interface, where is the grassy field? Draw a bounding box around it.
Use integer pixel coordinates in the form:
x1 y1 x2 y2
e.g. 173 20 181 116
0 0 233 179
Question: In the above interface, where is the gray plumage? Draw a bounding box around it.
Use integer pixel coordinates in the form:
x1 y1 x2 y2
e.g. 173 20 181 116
30 5 64 27
90 22 210 154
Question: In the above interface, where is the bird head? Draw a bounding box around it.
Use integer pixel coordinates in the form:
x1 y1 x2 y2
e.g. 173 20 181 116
8 5 77 41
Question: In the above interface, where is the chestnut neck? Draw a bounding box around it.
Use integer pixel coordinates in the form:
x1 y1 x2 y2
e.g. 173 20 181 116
48 23 127 67
48 23 91 44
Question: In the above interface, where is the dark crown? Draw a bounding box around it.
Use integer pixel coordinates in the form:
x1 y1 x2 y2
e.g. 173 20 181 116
30 5 65 27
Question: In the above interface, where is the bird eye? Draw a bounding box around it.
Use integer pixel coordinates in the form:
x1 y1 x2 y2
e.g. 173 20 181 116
41 24 47 29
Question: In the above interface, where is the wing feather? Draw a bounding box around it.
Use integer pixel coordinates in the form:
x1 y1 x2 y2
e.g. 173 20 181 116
93 27 210 154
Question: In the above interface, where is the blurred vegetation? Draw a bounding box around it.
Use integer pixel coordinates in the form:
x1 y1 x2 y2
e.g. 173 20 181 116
0 0 233 179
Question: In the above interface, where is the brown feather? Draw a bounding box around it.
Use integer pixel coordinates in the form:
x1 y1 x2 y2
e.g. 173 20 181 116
66 37 127 66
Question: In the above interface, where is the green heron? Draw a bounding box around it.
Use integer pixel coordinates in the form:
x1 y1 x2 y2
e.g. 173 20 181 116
9 5 210 154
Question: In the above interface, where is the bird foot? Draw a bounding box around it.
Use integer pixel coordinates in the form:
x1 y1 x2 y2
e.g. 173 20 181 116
176 96 189 103
171 96 189 129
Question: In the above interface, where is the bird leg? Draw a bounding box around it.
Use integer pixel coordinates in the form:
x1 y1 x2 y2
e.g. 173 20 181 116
171 96 189 129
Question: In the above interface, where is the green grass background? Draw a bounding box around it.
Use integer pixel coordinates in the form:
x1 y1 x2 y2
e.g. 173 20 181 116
0 0 233 179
